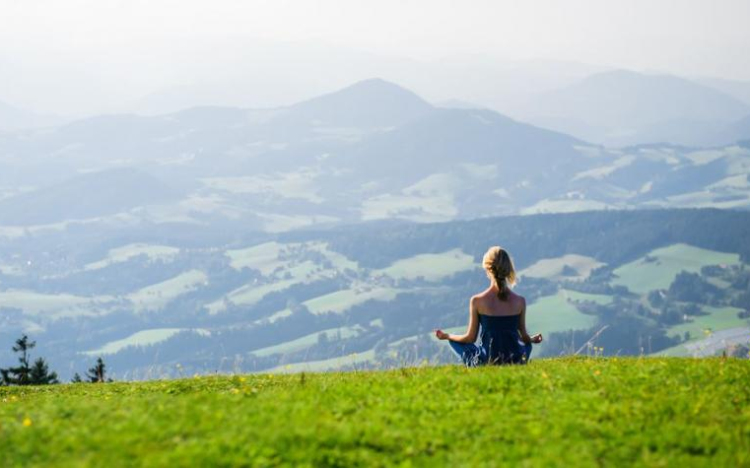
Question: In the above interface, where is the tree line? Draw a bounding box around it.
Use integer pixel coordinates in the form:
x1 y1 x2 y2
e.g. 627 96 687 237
0 335 110 385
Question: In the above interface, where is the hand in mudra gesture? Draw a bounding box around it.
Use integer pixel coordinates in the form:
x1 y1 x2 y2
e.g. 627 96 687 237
434 329 450 340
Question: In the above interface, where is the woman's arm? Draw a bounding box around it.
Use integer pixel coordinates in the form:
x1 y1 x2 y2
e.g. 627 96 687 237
518 298 543 344
436 297 479 343
518 297 533 344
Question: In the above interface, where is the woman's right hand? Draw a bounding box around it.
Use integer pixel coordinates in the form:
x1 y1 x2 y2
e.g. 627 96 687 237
435 329 450 340
531 333 543 344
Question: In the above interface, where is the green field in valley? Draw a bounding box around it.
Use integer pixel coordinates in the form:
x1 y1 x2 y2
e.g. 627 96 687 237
251 325 365 358
1 358 748 466
667 306 747 340
375 249 475 281
611 244 741 294
525 290 600 350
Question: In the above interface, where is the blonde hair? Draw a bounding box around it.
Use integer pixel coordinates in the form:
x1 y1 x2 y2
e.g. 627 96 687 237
482 246 517 301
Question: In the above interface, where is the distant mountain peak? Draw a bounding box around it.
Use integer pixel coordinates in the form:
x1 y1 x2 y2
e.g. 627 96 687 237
289 78 433 128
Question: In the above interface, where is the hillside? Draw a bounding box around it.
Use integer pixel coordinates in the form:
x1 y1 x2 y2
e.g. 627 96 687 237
524 70 750 146
1 358 748 466
0 168 180 225
1 208 749 379
2 79 750 231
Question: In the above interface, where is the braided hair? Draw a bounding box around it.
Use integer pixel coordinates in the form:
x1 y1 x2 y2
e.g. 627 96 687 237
482 246 517 301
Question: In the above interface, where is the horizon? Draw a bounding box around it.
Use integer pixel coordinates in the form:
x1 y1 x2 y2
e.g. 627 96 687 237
2 0 750 116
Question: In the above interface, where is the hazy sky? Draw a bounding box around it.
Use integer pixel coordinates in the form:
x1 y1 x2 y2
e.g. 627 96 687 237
2 0 749 114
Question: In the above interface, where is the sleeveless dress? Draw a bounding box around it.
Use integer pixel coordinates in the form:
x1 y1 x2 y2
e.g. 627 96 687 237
478 314 527 365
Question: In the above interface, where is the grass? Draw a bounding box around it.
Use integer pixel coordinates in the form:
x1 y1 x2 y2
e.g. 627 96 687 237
251 325 365 358
375 249 475 282
83 243 180 271
559 289 613 305
207 279 300 314
225 242 288 274
612 244 741 294
0 358 748 466
520 255 605 281
0 290 114 319
666 306 748 341
526 291 599 354
83 329 210 357
128 270 208 312
267 349 378 373
361 192 458 223
304 287 402 315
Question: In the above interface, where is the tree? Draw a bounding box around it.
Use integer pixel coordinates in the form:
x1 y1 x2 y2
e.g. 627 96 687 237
86 357 108 383
1 335 58 386
71 373 83 383
1 335 34 385
29 358 59 385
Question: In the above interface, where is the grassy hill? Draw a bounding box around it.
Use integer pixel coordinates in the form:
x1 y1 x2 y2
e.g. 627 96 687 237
1 358 748 467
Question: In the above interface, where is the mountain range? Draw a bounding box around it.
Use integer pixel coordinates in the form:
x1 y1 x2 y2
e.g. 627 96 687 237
518 70 750 147
1 78 749 377
0 78 749 233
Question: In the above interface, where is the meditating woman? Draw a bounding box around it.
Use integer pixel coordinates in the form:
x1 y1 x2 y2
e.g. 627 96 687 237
435 246 542 366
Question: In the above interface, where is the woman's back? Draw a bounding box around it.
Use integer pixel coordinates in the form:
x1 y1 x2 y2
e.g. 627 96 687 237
474 289 524 316
475 290 526 364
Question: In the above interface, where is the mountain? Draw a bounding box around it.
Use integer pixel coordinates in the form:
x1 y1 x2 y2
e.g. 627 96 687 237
0 168 179 225
709 115 750 146
523 70 750 147
0 100 65 132
0 78 749 231
286 78 433 128
697 77 750 106
339 107 586 192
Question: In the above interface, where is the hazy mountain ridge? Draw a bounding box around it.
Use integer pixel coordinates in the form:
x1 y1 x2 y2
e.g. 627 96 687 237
2 78 749 234
521 70 750 147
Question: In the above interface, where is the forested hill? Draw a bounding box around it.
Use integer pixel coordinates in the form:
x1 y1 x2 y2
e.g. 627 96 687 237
287 208 750 269
2 208 749 378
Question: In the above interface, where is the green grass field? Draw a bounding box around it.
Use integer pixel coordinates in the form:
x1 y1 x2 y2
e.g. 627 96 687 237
83 243 180 271
83 328 211 357
128 270 208 312
667 306 747 341
1 358 748 466
304 287 402 315
520 254 605 281
611 244 741 294
251 325 365 358
526 291 599 341
375 249 475 282
0 290 114 319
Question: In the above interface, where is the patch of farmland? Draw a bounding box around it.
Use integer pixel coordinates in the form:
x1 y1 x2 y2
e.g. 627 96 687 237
611 244 741 294
375 249 475 281
128 270 208 311
82 328 210 356
520 255 605 281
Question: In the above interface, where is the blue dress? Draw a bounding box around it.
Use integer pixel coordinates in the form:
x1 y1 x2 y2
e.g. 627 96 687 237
448 314 532 366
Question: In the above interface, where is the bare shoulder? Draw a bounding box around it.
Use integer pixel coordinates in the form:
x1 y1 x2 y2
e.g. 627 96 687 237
469 293 483 306
470 291 489 308
509 290 526 308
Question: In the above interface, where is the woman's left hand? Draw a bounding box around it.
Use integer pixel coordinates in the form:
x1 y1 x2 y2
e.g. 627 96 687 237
435 329 449 340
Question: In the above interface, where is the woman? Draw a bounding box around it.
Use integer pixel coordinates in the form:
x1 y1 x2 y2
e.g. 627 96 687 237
435 246 542 366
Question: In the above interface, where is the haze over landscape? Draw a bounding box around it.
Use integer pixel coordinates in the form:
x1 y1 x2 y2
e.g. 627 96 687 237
1 0 750 381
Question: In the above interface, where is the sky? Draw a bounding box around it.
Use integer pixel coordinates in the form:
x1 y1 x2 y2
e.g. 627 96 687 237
1 0 749 115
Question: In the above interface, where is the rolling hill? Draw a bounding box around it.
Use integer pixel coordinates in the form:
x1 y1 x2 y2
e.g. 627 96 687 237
523 70 750 147
1 208 748 379
2 78 749 232
0 168 180 225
